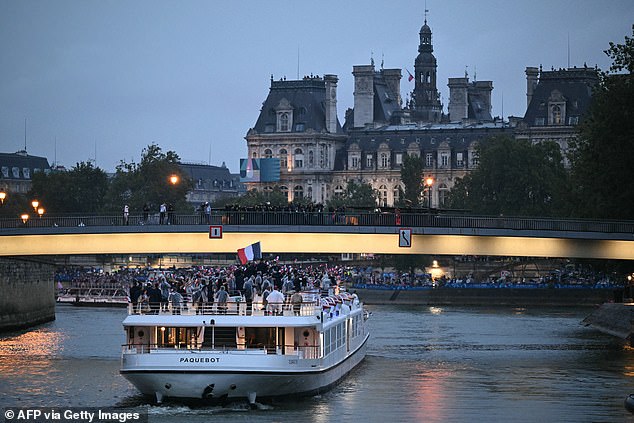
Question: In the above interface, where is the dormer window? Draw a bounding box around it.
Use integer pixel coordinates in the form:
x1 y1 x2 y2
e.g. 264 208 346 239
551 105 562 125
275 98 293 132
280 113 290 131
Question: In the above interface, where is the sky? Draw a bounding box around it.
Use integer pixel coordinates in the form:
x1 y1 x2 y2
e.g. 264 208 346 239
1 0 632 173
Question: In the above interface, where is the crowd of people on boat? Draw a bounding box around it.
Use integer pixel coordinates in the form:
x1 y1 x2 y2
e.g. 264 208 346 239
56 261 350 314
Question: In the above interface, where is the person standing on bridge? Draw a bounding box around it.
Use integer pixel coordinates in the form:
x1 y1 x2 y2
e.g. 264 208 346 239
123 204 129 225
159 203 167 224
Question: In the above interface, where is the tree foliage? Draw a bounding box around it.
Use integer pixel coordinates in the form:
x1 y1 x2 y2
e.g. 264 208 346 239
447 135 568 216
568 25 634 219
399 154 425 207
217 187 289 208
326 180 378 209
104 144 192 213
28 161 109 214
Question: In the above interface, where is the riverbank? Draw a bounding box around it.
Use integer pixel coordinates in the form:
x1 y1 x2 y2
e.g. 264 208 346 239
352 286 615 307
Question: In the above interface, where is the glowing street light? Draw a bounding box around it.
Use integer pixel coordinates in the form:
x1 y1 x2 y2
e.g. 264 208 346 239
37 207 45 218
21 213 29 224
424 177 434 208
0 191 6 205
169 174 179 185
31 199 39 212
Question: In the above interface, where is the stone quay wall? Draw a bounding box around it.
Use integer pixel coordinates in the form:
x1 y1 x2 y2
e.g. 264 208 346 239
0 257 55 332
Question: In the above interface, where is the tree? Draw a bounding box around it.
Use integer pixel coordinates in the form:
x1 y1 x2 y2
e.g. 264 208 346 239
28 161 109 214
218 187 289 208
568 25 634 219
447 135 568 216
104 144 191 213
326 180 377 209
399 154 425 207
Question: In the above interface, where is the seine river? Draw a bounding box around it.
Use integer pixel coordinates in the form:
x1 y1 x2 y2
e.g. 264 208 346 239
2 304 634 422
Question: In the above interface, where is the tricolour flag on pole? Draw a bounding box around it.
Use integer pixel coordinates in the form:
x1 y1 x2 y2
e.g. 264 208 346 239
407 68 414 82
237 242 262 265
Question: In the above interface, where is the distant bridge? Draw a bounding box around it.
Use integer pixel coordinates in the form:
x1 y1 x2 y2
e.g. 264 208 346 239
1 211 634 259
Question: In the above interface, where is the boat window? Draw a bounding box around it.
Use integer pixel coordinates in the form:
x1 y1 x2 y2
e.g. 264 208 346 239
156 327 198 349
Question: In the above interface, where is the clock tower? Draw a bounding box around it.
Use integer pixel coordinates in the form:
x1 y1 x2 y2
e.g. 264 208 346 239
412 18 442 123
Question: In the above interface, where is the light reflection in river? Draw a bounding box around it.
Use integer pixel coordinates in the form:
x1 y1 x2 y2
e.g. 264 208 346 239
1 304 634 422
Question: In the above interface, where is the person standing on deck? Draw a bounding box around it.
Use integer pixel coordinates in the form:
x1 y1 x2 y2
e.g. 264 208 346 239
215 285 229 314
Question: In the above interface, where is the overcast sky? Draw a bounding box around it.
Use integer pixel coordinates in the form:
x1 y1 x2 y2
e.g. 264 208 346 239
1 0 632 173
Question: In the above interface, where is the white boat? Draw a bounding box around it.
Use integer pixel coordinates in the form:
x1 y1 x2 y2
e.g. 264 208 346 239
120 290 369 404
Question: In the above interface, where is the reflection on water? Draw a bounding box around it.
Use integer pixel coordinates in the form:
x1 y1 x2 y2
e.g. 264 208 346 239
1 304 634 422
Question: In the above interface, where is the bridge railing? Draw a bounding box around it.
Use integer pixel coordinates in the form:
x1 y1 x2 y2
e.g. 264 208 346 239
2 211 634 234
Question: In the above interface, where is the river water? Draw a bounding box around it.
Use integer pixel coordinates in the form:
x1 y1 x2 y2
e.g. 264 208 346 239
1 304 634 423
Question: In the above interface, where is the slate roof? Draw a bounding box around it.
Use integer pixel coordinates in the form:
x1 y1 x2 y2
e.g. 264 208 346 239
523 67 599 126
337 122 512 171
0 151 51 180
252 78 343 134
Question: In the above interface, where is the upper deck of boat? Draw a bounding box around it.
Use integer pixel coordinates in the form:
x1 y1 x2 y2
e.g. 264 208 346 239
124 291 362 327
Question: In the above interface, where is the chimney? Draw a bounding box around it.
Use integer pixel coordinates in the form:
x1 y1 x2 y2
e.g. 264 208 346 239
447 77 469 122
525 67 539 108
324 74 338 133
352 65 375 128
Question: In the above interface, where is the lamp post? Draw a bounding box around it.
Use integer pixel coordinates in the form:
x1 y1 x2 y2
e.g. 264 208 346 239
31 199 39 212
37 207 45 218
169 174 179 185
20 213 29 224
0 191 5 205
424 177 434 209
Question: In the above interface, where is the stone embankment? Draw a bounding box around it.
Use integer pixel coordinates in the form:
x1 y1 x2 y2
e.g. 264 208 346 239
0 257 55 332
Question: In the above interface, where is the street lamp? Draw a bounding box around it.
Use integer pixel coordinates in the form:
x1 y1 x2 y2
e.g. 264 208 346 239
37 207 45 218
169 174 179 185
31 199 39 212
424 177 434 209
0 191 5 205
21 213 29 224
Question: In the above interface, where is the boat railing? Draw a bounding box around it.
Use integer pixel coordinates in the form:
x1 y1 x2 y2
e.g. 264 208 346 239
127 299 323 316
121 343 321 359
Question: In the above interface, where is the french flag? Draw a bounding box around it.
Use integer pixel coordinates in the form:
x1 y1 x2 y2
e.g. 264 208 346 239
237 242 262 265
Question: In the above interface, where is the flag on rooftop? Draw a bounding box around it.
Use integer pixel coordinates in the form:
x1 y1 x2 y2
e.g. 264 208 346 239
406 69 414 82
237 242 262 265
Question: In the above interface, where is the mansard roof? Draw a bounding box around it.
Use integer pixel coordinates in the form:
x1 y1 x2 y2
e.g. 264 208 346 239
251 77 343 135
468 92 493 121
373 74 401 124
335 122 511 170
179 162 234 182
523 67 599 126
0 150 51 180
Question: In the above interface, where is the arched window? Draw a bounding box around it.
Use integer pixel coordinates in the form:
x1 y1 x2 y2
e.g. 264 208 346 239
264 149 273 158
294 148 304 168
293 185 304 200
334 185 344 196
379 184 388 207
252 151 257 158
280 186 289 202
279 149 288 168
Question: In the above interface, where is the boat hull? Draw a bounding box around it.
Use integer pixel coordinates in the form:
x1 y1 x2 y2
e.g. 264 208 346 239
121 334 368 403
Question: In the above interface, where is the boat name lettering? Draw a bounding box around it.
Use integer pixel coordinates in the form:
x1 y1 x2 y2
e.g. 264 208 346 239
179 357 220 363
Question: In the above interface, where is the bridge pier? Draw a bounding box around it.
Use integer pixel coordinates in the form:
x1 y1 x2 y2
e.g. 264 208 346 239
0 257 55 332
